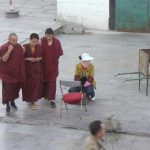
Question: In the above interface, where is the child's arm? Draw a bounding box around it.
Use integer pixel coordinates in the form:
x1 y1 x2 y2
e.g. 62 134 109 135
74 64 80 81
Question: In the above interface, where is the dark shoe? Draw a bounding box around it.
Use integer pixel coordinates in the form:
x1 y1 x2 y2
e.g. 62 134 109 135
10 101 18 110
6 107 11 115
50 101 56 108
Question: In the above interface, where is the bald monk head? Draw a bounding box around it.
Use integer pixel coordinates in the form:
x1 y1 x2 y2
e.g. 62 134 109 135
8 33 18 46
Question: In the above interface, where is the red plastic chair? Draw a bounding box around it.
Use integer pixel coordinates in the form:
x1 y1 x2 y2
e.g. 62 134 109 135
59 80 87 119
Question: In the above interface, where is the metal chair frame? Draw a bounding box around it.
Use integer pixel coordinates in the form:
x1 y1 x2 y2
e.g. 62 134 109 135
115 49 150 96
59 80 87 119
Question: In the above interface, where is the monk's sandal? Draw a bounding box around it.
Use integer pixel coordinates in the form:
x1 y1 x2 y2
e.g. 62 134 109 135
6 107 11 115
50 101 56 108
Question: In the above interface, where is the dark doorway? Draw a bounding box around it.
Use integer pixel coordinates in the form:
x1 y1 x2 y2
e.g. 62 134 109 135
109 0 115 30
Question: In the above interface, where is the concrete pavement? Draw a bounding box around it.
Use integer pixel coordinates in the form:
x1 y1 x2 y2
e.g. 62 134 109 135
0 31 150 149
1 0 150 149
0 0 61 45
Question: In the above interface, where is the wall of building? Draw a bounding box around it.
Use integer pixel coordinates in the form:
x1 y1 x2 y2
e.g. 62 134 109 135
57 0 109 30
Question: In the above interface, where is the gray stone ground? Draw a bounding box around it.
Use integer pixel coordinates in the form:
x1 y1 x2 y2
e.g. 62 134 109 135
1 0 150 150
0 0 60 45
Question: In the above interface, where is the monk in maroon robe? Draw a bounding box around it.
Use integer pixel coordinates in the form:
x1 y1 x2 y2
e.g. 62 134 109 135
22 33 43 110
41 28 63 108
0 33 25 115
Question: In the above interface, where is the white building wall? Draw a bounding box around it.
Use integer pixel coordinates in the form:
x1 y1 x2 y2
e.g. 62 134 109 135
57 0 109 30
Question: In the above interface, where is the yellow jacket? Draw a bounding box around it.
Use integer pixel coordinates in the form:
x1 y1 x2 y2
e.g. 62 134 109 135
74 63 96 88
84 135 102 150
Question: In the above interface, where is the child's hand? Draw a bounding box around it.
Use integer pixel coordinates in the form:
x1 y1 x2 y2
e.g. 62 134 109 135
84 81 91 87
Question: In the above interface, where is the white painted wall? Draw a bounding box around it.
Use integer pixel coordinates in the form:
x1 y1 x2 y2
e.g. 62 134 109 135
57 0 109 30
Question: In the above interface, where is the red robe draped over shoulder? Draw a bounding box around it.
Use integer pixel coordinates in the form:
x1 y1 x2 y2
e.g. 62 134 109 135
41 37 63 81
0 42 25 83
22 44 43 102
0 42 25 104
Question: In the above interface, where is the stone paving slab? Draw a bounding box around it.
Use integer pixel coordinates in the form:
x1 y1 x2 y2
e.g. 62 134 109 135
1 30 150 149
0 123 86 150
1 31 150 150
0 0 150 149
0 0 60 45
0 122 150 150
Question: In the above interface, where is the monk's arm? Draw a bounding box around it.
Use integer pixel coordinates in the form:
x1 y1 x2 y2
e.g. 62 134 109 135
2 49 12 62
22 47 25 53
0 52 2 62
1 45 14 62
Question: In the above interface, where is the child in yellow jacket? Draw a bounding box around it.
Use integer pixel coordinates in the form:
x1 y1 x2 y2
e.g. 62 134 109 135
69 53 96 100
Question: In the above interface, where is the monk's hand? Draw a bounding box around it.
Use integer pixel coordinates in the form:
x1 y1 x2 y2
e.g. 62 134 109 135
35 57 41 62
29 58 36 62
1 45 14 62
8 45 14 53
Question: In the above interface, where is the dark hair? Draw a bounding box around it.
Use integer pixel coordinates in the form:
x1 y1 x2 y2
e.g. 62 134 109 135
30 33 39 40
89 120 102 136
79 55 82 60
45 28 54 35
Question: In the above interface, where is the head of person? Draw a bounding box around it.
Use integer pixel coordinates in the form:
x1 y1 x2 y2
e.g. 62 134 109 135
89 120 105 141
30 33 39 47
8 33 18 46
79 53 94 68
45 28 54 41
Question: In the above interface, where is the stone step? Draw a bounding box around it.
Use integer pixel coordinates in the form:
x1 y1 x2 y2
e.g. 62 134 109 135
20 21 63 45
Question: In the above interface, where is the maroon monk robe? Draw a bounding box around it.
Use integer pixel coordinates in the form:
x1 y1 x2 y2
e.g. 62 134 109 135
22 44 43 102
0 42 25 104
0 49 2 79
41 37 63 100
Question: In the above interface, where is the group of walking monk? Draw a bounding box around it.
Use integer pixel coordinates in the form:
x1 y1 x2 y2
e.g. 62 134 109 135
0 28 63 115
